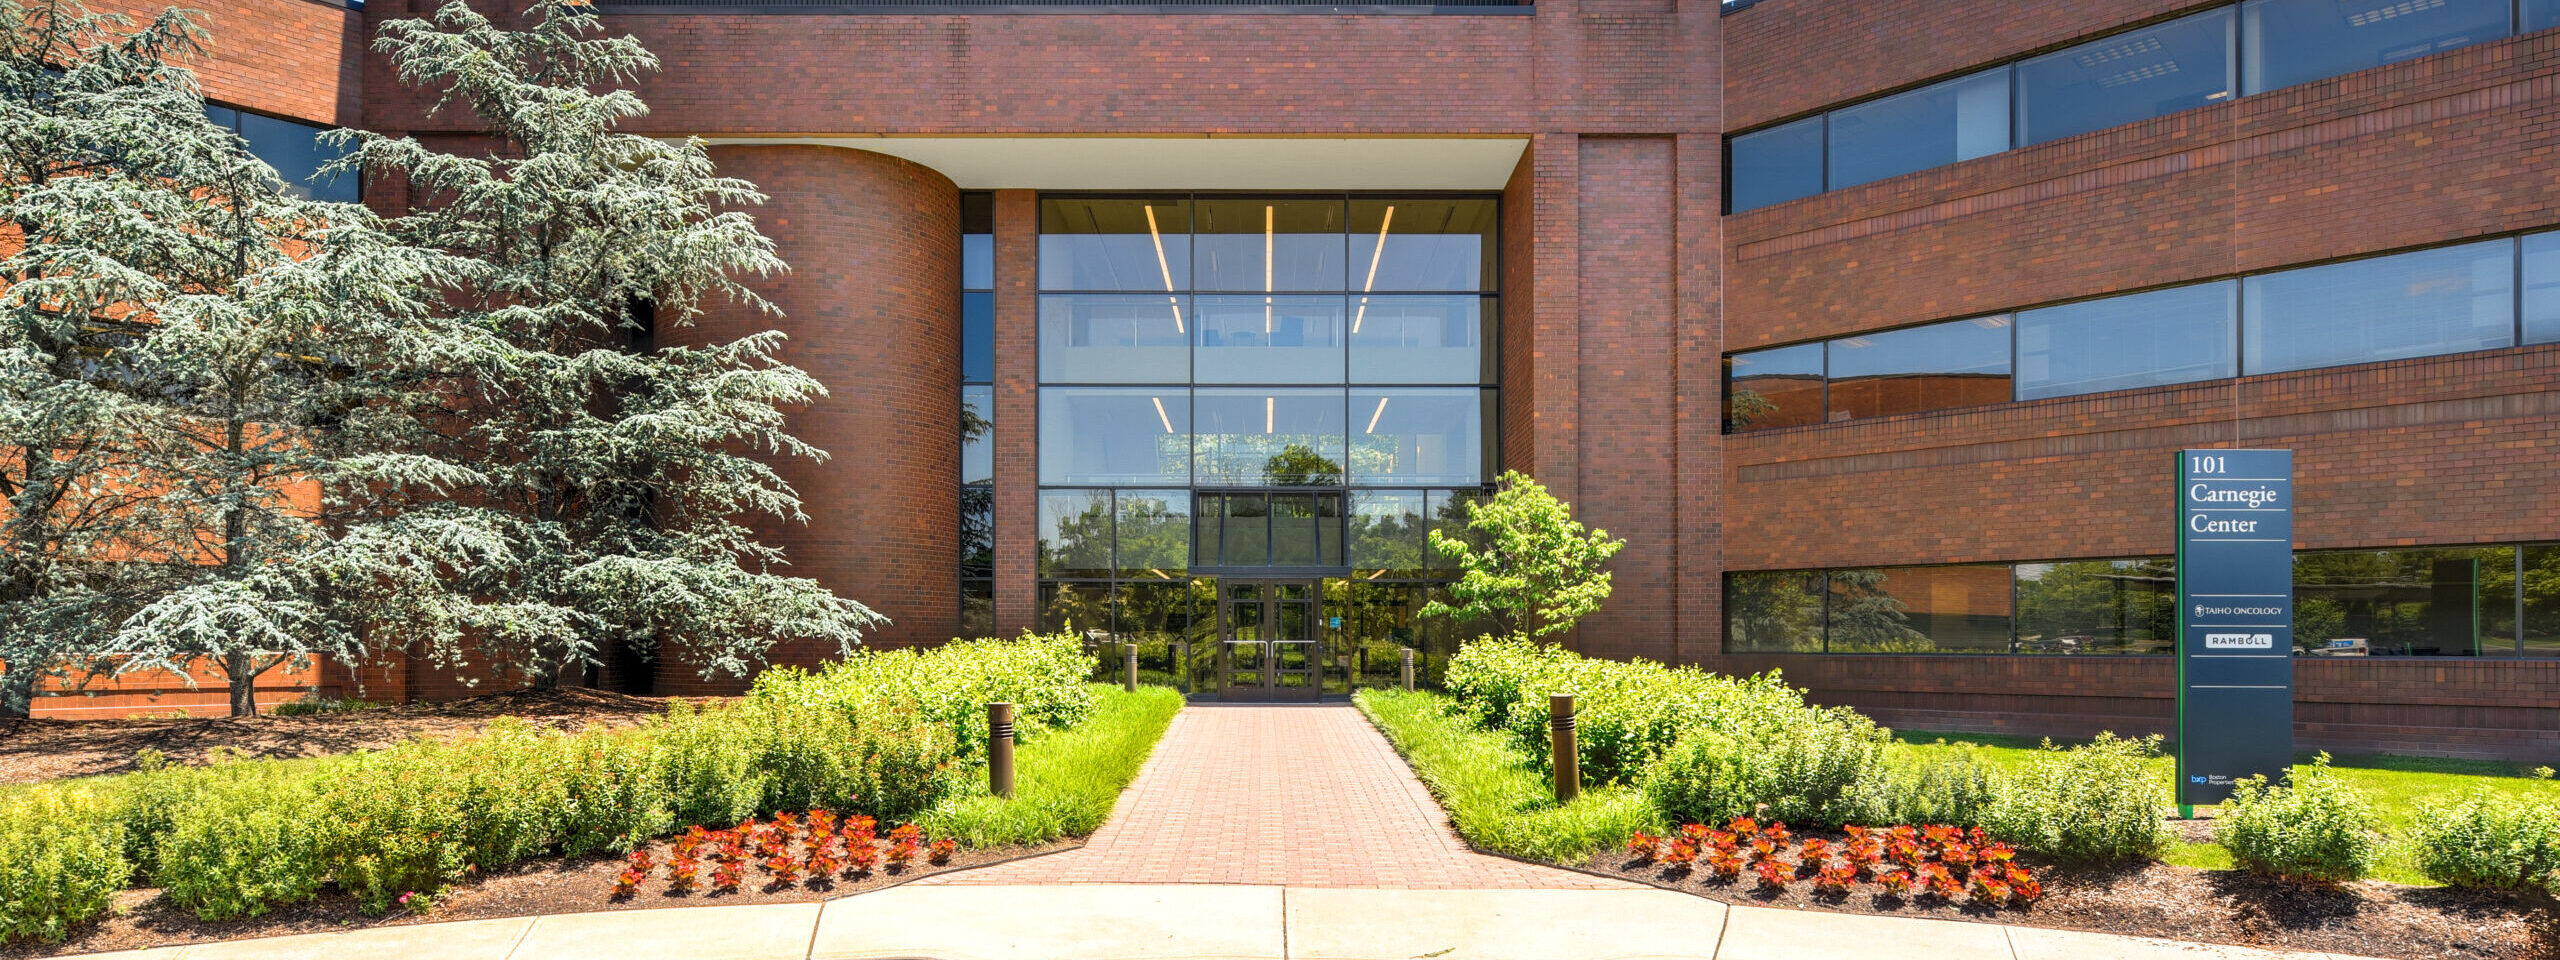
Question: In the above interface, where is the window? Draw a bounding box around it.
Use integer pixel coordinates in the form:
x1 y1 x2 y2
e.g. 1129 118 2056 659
2017 281 2237 400
1824 317 2012 421
1193 295 1346 384
2530 0 2560 31
1040 197 1191 292
1728 115 1826 213
1725 570 1827 652
2243 0 2512 95
1195 199 1345 292
2013 559 2177 654
203 105 357 203
959 193 994 629
2243 239 2514 375
1349 199 1497 293
1829 565 2015 653
1347 490 1428 576
961 386 994 486
2296 546 2509 656
2525 231 2560 345
1825 69 2011 192
2525 545 2560 657
1040 388 1190 485
1349 389 1491 486
1348 296 1494 385
1114 490 1191 578
1725 342 1825 432
2015 7 2235 147
1038 295 1191 383
1191 388 1345 486
1037 490 1115 579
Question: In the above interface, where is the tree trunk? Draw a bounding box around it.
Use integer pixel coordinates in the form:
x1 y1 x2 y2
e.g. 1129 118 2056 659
224 650 259 716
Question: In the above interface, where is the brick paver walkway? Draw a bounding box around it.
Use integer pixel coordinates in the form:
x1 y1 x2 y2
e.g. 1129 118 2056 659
925 702 1631 888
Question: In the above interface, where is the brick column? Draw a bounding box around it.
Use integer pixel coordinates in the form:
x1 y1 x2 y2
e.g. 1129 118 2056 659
993 189 1040 635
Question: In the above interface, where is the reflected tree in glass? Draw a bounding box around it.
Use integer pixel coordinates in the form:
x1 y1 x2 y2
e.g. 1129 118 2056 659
1825 568 1927 652
2013 560 2175 655
1724 570 1824 652
1261 443 1345 486
1038 491 1114 578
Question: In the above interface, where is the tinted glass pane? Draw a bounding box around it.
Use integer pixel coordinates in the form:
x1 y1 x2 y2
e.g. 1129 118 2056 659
1347 490 1427 576
1039 388 1189 485
1038 580 1111 637
1349 296 1492 385
2242 239 2515 375
960 484 993 577
1726 342 1824 432
1270 493 1337 566
1827 69 2010 191
962 292 995 384
2243 0 2511 94
962 234 994 290
1725 570 1826 652
2016 7 2234 146
2013 559 2176 654
2296 547 2499 656
2531 0 2560 32
1193 295 1346 384
1038 489 1114 578
2017 282 2237 400
1041 198 1189 291
1348 199 1496 292
1039 294 1190 384
1219 494 1270 566
1825 317 2013 420
1425 489 1482 573
1114 581 1192 653
1192 388 1346 486
961 385 994 485
1349 388 1487 486
238 111 355 202
959 579 994 639
2526 545 2560 658
1729 115 1826 212
203 105 239 130
1114 489 1190 578
1195 199 1345 292
961 192 995 234
1827 566 2013 653
2526 231 2560 346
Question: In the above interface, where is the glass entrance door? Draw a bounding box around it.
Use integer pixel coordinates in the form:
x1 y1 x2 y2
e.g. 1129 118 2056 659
1219 581 1321 699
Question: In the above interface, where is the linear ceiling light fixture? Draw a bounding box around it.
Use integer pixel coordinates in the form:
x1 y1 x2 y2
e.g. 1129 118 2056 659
1152 396 1174 434
1365 396 1389 434
1145 205 1184 334
1265 396 1275 434
1353 205 1394 334
1265 205 1276 334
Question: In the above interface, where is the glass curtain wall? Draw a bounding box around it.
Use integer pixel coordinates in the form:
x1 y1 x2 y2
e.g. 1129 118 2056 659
959 194 995 637
1037 195 1499 690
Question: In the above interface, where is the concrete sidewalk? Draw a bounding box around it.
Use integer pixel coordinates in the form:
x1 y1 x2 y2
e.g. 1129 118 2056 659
69 883 2379 960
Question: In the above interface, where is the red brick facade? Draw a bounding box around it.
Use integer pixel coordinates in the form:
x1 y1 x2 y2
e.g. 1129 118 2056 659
70 0 2560 760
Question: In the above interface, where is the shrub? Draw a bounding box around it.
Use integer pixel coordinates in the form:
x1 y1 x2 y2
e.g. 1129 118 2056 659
2215 754 2381 883
1982 733 2170 864
448 720 577 870
113 749 207 882
557 724 673 857
1642 705 1891 829
752 630 1096 761
656 698 773 829
0 787 130 943
156 763 327 920
2411 786 2560 891
1849 747 2001 829
312 749 469 914
1444 636 1811 784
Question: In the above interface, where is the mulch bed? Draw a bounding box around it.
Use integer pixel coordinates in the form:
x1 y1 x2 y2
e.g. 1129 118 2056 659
0 689 688 784
1570 842 2560 960
7 838 1077 959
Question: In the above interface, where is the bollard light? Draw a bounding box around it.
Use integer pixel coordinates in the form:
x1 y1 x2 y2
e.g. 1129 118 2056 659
1550 693 1579 803
988 701 1015 799
1123 642 1138 692
1401 647 1415 692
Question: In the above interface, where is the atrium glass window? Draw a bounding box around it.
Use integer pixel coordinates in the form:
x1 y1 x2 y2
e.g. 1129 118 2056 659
2242 0 2513 95
1350 388 1490 486
1196 199 1345 292
1194 295 1346 384
1728 115 1826 213
1825 69 2010 191
1192 388 1346 486
1350 199 1497 292
1347 491 1429 577
1114 489 1191 579
2015 7 2235 146
1348 296 1494 385
1040 388 1190 485
1040 294 1191 383
1724 342 1825 432
1042 197 1191 291
1038 489 1115 579
2524 230 2560 346
2242 239 2515 375
2016 281 2237 400
1824 317 2013 421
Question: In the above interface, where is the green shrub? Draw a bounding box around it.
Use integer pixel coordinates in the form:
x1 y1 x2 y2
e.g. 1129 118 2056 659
156 764 327 920
312 749 469 914
2215 754 2381 883
1444 636 1811 785
113 749 208 882
1982 732 2170 863
752 629 1096 761
0 787 130 943
656 699 772 829
556 724 672 856
2411 786 2560 891
1849 746 2001 829
1642 705 1891 828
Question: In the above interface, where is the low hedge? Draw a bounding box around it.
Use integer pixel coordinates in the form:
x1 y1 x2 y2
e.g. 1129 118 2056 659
0 629 1100 943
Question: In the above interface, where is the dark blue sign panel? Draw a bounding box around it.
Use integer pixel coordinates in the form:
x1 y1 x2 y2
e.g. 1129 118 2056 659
2176 449 2294 807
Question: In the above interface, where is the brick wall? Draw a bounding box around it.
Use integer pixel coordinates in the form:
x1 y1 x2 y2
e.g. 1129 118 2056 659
92 0 363 127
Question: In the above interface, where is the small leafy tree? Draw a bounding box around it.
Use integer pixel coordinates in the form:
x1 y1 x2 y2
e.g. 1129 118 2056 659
1420 470 1624 639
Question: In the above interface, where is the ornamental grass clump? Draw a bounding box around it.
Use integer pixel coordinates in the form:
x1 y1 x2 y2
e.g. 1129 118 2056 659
2215 753 2381 883
1981 732 2171 864
2411 783 2560 892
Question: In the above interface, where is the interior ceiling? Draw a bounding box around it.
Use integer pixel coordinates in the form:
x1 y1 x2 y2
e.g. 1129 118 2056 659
695 136 1532 190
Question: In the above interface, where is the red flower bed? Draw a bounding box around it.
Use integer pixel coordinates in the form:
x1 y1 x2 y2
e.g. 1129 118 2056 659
1623 818 2040 909
606 811 963 900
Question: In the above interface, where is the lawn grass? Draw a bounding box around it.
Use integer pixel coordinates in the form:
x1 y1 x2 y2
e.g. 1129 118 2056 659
917 684 1183 847
1894 729 2560 885
1355 688 1657 863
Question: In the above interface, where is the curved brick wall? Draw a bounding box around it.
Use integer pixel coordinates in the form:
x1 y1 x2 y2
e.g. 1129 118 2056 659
658 145 961 695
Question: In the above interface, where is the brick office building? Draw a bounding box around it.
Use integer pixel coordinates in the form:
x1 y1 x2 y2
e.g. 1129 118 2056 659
52 0 2560 760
